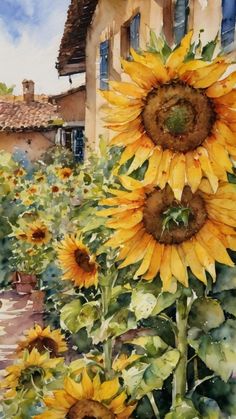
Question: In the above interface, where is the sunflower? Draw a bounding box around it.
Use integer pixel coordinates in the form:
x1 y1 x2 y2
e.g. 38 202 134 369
57 167 73 180
33 368 136 419
1 348 63 398
17 325 67 357
57 235 98 288
99 177 236 292
26 220 52 245
100 31 236 199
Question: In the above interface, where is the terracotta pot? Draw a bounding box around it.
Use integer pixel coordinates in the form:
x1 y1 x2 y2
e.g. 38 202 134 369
12 271 37 295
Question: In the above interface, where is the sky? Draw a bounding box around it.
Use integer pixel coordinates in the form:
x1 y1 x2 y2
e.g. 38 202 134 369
0 0 84 95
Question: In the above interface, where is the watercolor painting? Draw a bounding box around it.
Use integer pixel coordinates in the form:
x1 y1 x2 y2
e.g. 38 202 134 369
0 0 236 418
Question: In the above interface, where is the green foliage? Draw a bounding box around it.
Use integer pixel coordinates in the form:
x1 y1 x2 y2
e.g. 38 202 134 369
189 298 225 332
165 398 200 418
0 82 15 95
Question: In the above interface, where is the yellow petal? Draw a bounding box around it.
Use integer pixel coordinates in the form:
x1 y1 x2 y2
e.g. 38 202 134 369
97 377 119 401
98 204 141 217
216 104 236 122
155 149 173 189
188 62 228 88
214 89 236 106
168 154 186 200
185 151 202 193
110 129 143 147
206 71 236 98
127 137 154 174
134 238 156 277
109 390 127 412
119 140 142 164
119 175 143 190
81 369 94 399
178 59 210 77
118 233 152 268
198 225 234 267
64 376 83 400
167 31 193 76
105 117 142 131
194 240 216 281
143 147 163 186
160 246 173 291
107 210 143 229
106 224 143 248
99 90 140 107
102 106 141 124
130 48 169 82
142 242 164 280
109 80 146 98
197 147 218 192
214 120 235 146
181 239 207 284
121 58 157 90
117 229 146 261
205 136 233 173
171 245 188 286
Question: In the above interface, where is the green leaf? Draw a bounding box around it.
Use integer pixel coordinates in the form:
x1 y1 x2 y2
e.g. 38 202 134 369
189 298 225 332
215 290 236 317
198 397 222 419
188 320 236 381
126 335 168 357
130 290 157 320
151 289 181 316
201 34 218 61
213 266 236 292
60 300 100 334
165 398 200 419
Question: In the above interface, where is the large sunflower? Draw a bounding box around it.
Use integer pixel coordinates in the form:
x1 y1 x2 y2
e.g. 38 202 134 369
1 348 63 398
17 325 67 357
99 177 236 292
101 31 236 199
34 368 136 419
57 235 98 288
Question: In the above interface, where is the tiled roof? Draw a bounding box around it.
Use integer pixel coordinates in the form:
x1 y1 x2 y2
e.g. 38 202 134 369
0 101 60 132
56 0 98 76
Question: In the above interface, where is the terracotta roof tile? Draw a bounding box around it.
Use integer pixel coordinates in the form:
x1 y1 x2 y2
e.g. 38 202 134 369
0 101 60 132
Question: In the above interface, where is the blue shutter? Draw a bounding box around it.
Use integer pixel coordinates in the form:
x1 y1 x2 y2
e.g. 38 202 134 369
100 40 109 90
221 0 236 48
72 128 84 163
174 0 189 44
130 13 140 51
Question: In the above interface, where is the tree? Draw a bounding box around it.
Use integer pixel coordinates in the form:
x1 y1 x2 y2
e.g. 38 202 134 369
0 82 15 95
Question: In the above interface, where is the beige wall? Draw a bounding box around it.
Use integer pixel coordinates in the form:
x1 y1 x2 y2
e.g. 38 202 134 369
85 0 228 149
55 89 86 123
0 131 55 161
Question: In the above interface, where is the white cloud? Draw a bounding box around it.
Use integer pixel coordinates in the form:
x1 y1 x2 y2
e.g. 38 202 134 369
0 1 85 95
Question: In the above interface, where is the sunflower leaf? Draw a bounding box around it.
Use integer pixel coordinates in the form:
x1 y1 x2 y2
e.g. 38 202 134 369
189 298 225 332
164 398 200 419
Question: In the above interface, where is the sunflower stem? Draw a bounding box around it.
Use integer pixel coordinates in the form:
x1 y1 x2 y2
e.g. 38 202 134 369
147 392 160 418
172 295 188 405
101 285 113 379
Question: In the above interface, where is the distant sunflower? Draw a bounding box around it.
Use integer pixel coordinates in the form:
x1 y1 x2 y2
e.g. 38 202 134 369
26 221 52 245
1 348 62 398
17 325 67 357
101 31 236 199
99 178 236 292
57 167 73 180
57 235 98 288
34 368 136 419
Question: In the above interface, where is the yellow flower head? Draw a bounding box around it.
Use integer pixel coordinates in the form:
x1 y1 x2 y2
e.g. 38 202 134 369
33 368 136 419
1 348 63 398
17 324 67 357
101 31 236 198
26 220 52 245
99 177 236 292
57 235 98 288
57 167 73 180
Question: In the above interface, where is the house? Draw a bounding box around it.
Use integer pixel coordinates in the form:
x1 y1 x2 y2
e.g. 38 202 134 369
0 80 62 161
48 85 86 162
57 0 236 151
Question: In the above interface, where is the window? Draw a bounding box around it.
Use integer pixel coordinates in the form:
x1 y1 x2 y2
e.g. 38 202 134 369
100 40 109 90
174 0 189 44
72 128 85 163
121 13 141 58
221 0 236 49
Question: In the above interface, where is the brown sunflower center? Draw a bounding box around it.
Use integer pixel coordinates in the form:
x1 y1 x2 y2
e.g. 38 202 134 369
31 229 46 240
74 249 95 273
67 400 115 419
143 185 207 244
27 337 59 357
142 83 215 153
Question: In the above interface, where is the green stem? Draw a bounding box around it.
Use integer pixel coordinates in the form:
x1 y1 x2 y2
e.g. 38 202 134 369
172 295 188 405
101 285 113 379
147 392 160 418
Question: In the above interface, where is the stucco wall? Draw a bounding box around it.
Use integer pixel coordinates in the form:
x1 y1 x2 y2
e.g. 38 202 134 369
55 89 86 123
0 131 55 161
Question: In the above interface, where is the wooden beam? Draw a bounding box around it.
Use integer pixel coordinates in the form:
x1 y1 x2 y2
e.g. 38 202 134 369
163 0 174 46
